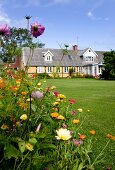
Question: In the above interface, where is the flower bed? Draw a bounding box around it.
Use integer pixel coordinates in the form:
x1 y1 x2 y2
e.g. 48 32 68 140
0 68 114 170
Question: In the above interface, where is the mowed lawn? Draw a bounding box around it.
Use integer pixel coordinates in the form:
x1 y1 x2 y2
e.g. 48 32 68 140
46 78 115 170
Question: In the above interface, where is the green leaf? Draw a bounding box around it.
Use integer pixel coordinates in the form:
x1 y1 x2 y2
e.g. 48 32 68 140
40 144 56 150
0 101 3 108
31 104 37 112
72 159 79 170
77 162 84 170
4 144 19 159
18 141 25 153
29 138 37 145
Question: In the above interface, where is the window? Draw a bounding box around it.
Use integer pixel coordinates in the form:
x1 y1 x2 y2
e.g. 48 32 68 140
46 56 51 61
37 67 44 73
72 67 76 72
79 67 82 73
47 67 52 73
99 66 102 74
86 56 93 61
64 67 68 73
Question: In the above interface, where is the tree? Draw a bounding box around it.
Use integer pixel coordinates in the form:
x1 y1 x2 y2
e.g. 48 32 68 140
101 50 115 80
0 27 45 62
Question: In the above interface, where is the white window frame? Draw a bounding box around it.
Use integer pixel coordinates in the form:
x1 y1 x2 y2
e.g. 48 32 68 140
64 67 69 73
37 67 44 73
47 67 52 73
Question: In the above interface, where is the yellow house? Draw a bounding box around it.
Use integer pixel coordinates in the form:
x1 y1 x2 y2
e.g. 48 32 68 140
21 45 104 78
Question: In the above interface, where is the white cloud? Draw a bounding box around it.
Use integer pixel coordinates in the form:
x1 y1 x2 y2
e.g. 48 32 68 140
87 11 95 20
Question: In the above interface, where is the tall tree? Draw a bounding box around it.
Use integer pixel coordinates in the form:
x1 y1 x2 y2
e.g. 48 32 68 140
0 27 45 62
101 50 115 80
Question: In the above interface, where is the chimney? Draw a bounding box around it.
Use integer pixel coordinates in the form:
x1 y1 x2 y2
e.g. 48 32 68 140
72 45 78 53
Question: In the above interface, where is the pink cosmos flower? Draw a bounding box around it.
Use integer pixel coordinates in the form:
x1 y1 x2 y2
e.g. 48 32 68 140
31 91 43 99
73 139 83 147
0 24 10 36
31 21 45 38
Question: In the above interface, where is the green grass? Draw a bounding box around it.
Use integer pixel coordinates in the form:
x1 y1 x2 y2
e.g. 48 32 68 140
46 78 115 170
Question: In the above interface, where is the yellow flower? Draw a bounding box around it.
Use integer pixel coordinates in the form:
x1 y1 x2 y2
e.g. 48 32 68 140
77 108 83 112
73 119 80 124
25 143 33 151
20 114 28 120
57 94 66 99
53 102 60 106
90 130 96 135
55 128 72 140
56 115 65 120
52 108 58 111
37 82 42 86
51 112 59 118
26 98 33 102
1 124 8 130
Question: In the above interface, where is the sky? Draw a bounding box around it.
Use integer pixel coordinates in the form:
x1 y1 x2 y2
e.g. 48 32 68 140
0 0 115 51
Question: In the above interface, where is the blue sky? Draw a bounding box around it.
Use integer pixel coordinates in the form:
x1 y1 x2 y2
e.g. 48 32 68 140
0 0 115 51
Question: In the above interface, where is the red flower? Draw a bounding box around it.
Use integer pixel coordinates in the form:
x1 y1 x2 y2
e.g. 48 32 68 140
31 21 45 38
54 91 60 97
69 99 76 104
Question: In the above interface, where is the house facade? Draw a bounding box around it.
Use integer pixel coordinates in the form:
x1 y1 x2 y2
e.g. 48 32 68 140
21 46 104 77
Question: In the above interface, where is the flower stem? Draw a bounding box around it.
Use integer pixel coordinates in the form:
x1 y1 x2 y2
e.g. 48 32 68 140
16 152 29 170
91 139 110 167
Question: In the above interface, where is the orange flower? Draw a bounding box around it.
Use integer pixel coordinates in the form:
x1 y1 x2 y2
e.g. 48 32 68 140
0 79 5 89
11 86 19 91
0 79 4 83
78 133 86 140
0 83 5 89
90 130 96 135
56 115 65 120
21 91 27 95
73 119 80 124
106 134 115 140
51 112 59 118
18 102 29 110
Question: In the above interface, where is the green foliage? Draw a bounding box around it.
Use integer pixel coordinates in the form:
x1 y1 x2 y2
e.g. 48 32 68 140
0 27 45 62
101 50 115 80
0 68 114 170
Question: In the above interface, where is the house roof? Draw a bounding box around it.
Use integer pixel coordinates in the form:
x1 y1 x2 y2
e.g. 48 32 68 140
22 47 105 67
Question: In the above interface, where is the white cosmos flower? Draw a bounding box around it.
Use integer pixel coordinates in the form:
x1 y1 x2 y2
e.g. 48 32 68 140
55 128 72 140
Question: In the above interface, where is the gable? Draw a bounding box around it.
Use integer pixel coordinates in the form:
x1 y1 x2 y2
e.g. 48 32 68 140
43 50 54 62
83 47 98 57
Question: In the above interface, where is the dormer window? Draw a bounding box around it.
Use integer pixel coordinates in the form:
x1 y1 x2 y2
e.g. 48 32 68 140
43 50 54 62
46 56 51 61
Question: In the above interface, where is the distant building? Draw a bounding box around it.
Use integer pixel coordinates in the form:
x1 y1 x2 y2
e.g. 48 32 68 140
20 45 104 77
